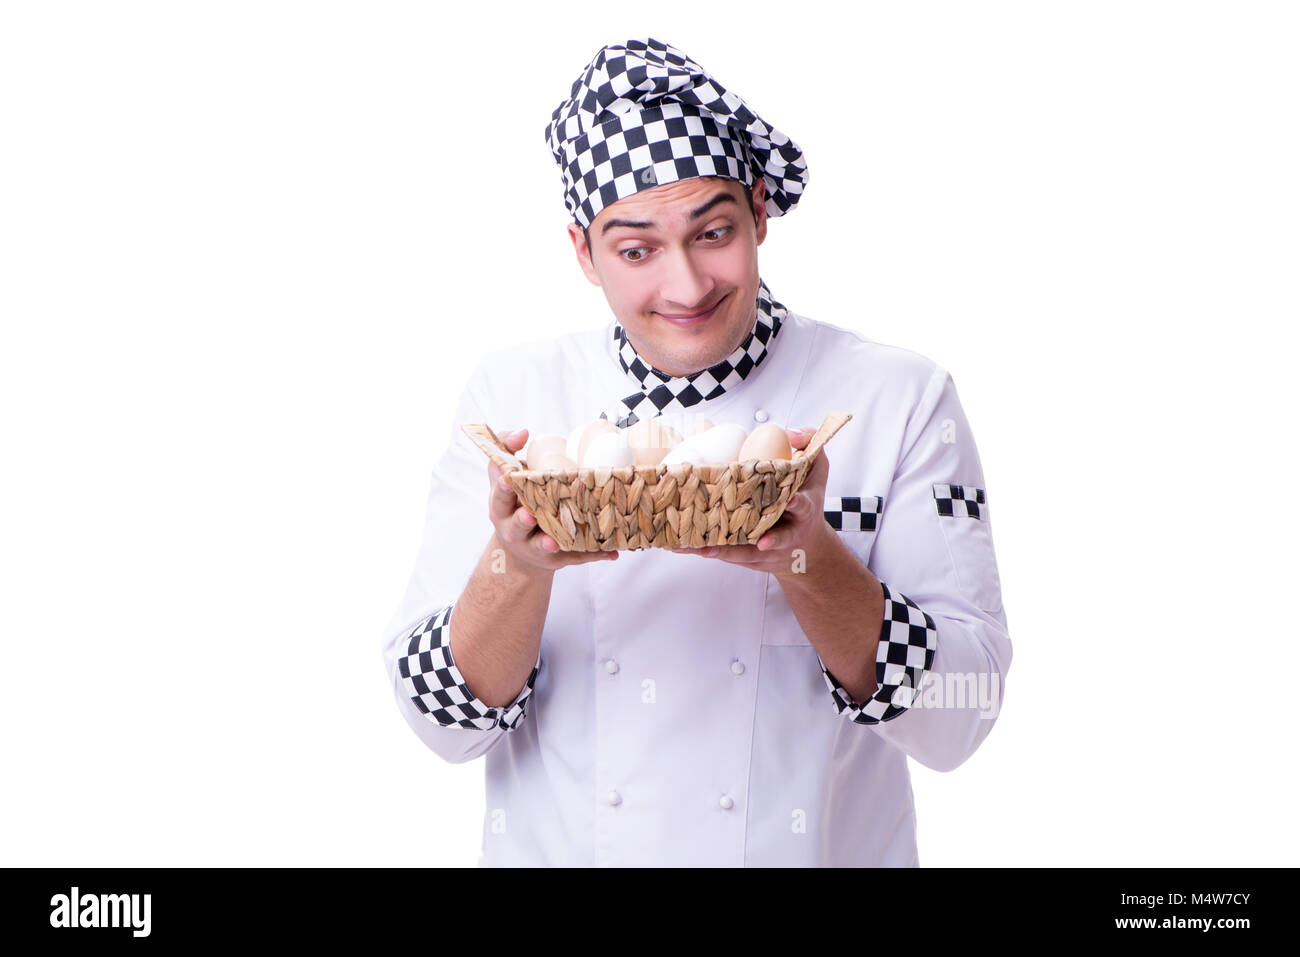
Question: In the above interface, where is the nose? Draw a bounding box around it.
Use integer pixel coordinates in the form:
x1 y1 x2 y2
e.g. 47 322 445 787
658 246 715 315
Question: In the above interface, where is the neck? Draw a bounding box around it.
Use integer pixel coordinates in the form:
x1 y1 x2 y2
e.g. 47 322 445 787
627 304 759 379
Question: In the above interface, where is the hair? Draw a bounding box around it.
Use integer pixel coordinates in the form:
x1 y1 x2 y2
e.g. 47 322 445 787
582 176 760 252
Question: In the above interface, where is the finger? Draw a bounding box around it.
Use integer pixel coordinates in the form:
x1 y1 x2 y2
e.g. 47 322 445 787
713 544 765 564
497 497 549 549
489 428 533 520
513 505 539 532
488 464 522 522
756 524 788 551
756 495 809 550
534 534 619 564
786 426 815 450
672 544 767 565
756 515 788 550
558 548 621 565
502 427 529 453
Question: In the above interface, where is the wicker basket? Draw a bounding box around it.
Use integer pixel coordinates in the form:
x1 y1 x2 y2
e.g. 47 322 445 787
461 412 852 551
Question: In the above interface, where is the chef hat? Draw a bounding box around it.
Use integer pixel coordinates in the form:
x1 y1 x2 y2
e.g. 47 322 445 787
544 37 809 229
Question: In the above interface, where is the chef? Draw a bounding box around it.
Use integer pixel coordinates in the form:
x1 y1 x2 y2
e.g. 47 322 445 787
380 38 1012 866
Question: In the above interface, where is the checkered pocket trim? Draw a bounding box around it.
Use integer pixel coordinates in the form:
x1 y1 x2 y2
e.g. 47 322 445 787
821 582 937 724
396 604 539 731
934 484 986 520
824 495 883 532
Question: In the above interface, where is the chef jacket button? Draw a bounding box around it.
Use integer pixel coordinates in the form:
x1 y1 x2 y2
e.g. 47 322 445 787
719 795 734 810
607 790 622 806
605 659 619 675
753 409 769 423
730 659 745 676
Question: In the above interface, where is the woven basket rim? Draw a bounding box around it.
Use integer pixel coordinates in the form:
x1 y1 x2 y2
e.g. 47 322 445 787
510 456 801 476
459 412 853 551
462 412 851 478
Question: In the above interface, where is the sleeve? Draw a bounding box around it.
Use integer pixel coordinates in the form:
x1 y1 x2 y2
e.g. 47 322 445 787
379 367 543 765
395 604 539 730
817 582 938 725
821 366 1012 772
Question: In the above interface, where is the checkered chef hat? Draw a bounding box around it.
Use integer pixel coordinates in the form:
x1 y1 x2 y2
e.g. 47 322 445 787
544 38 809 229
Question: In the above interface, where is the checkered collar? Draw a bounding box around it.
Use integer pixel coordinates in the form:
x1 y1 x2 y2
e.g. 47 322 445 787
600 278 787 428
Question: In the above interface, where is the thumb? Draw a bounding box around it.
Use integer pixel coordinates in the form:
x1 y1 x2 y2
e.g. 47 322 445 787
787 426 814 450
501 428 529 452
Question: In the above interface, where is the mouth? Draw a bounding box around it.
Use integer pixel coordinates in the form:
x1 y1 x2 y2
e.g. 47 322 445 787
656 293 727 328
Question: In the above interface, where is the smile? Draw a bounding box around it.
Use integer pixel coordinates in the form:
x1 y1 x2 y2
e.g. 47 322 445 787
657 294 727 327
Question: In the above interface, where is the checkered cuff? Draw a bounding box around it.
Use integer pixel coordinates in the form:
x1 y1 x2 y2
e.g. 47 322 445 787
396 603 539 731
820 582 937 724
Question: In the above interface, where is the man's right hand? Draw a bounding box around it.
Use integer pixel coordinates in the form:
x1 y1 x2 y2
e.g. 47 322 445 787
487 428 620 575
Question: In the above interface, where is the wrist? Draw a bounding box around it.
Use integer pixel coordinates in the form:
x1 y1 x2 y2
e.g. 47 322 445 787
771 523 841 590
487 533 556 587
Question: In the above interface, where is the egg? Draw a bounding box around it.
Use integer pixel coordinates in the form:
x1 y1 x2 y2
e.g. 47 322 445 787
575 419 620 467
688 423 749 463
633 447 669 467
737 422 793 462
651 412 691 445
524 433 567 469
660 440 709 466
582 432 636 468
565 422 590 462
685 418 715 438
622 416 682 466
531 452 579 472
623 416 682 450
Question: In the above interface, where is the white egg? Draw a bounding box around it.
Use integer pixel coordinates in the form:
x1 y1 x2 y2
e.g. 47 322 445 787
582 432 636 468
577 419 620 466
660 440 708 466
566 421 590 462
689 424 748 463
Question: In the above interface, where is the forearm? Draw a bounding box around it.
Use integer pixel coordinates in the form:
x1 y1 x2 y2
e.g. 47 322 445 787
775 528 884 705
448 534 555 708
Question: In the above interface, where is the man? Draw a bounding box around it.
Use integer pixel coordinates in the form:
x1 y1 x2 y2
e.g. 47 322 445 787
380 38 1011 866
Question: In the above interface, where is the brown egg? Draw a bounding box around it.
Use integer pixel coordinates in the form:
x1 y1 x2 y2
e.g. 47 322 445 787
632 446 669 467
532 452 579 472
685 418 715 438
622 417 682 466
737 422 793 461
524 434 567 470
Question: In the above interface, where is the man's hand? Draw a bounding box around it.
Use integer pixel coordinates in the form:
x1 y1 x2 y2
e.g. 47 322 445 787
488 428 619 576
669 427 835 574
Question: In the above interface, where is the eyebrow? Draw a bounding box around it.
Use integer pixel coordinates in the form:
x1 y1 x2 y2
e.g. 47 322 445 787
599 191 739 236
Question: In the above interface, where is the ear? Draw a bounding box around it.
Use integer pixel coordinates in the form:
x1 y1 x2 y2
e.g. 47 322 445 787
567 223 603 287
750 178 768 246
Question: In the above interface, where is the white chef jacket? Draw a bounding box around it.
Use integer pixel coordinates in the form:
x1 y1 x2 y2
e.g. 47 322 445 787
380 308 1012 867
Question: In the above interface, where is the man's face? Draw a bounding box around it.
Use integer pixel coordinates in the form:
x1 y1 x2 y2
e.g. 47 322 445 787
569 175 768 377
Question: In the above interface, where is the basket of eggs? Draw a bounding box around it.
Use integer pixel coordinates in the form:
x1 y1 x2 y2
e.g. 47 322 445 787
461 411 852 551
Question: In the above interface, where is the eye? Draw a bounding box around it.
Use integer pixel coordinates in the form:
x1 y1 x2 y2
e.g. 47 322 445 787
701 226 732 241
618 246 650 263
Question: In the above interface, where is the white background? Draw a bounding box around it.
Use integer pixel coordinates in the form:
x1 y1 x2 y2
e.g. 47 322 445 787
2 0 1296 867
